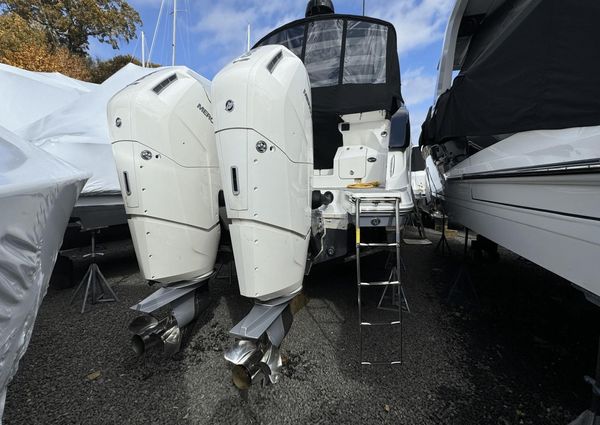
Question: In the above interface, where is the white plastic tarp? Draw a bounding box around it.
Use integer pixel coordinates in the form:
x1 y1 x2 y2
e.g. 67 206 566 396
425 155 444 197
14 63 159 195
0 125 88 421
0 64 94 133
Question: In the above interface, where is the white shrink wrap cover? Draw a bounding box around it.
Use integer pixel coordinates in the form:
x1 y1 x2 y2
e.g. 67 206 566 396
0 126 88 420
15 63 158 195
0 63 94 133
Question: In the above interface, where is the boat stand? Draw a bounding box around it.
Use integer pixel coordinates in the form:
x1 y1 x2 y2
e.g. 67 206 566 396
376 267 410 314
570 337 600 425
434 213 452 255
377 251 410 313
446 229 479 306
70 229 119 313
585 337 600 423
403 204 432 246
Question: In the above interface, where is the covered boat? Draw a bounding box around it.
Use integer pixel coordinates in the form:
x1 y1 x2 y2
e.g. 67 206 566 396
0 63 160 231
420 0 600 303
0 126 88 419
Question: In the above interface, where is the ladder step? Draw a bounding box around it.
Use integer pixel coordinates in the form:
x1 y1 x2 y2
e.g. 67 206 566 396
403 238 432 245
357 242 399 247
361 361 402 366
359 280 400 286
360 320 401 326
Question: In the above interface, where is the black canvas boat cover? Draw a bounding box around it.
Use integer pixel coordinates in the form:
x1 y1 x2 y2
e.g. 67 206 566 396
420 0 600 146
255 14 403 168
411 146 426 172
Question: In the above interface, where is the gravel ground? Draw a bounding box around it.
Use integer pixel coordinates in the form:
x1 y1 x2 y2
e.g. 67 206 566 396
4 230 599 424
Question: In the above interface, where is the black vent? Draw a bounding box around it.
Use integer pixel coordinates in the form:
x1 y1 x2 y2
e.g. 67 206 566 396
152 73 178 94
267 51 283 73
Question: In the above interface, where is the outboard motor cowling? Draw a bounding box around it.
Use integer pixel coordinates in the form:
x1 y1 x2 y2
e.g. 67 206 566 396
109 68 220 284
212 46 313 301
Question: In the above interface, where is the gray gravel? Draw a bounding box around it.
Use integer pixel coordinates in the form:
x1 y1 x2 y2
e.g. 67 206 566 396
4 231 598 424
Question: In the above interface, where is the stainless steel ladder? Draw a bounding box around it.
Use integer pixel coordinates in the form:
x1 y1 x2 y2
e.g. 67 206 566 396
353 194 406 366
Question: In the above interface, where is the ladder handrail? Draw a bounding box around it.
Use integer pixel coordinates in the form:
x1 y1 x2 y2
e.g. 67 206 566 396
356 196 407 366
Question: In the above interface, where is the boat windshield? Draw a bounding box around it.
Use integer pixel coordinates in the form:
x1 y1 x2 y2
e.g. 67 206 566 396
256 17 389 88
255 14 403 169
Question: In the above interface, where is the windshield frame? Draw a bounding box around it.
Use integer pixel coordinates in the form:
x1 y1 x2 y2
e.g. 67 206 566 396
254 14 396 89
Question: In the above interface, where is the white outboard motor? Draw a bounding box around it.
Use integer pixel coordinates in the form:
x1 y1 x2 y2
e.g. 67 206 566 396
108 67 220 356
212 46 313 388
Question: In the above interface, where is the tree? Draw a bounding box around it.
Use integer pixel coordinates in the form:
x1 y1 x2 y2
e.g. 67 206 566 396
0 0 141 55
89 55 160 83
0 13 91 80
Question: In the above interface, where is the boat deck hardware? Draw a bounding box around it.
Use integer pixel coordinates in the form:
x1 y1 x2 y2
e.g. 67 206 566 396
351 193 408 366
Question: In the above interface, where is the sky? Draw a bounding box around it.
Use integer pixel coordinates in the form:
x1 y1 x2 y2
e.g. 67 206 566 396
89 0 455 142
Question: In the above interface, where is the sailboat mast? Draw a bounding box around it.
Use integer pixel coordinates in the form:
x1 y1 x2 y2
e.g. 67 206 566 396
171 0 177 66
141 31 146 67
147 0 165 66
247 23 251 52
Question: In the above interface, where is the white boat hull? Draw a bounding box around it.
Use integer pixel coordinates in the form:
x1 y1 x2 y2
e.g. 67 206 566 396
442 127 600 302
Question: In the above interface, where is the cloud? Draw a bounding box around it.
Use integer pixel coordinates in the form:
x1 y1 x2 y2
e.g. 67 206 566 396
129 0 163 8
402 67 436 107
399 66 440 143
189 0 304 75
409 104 429 146
367 0 453 56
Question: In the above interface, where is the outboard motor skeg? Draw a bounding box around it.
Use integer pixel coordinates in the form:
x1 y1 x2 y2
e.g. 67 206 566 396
212 46 313 302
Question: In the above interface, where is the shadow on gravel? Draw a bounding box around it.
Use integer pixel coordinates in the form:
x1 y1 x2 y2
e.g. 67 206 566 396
5 230 599 425
429 232 600 425
207 395 261 424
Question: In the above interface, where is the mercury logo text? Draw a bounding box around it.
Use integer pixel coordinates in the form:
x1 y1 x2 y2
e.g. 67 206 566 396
197 103 213 123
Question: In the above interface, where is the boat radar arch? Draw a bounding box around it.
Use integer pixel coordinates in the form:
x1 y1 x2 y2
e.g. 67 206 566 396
305 0 334 17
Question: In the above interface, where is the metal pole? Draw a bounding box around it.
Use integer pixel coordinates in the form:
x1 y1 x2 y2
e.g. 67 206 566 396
362 0 365 16
593 337 600 421
356 198 362 363
395 198 402 360
90 231 96 303
172 0 177 66
141 31 145 67
247 22 251 52
148 0 165 66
